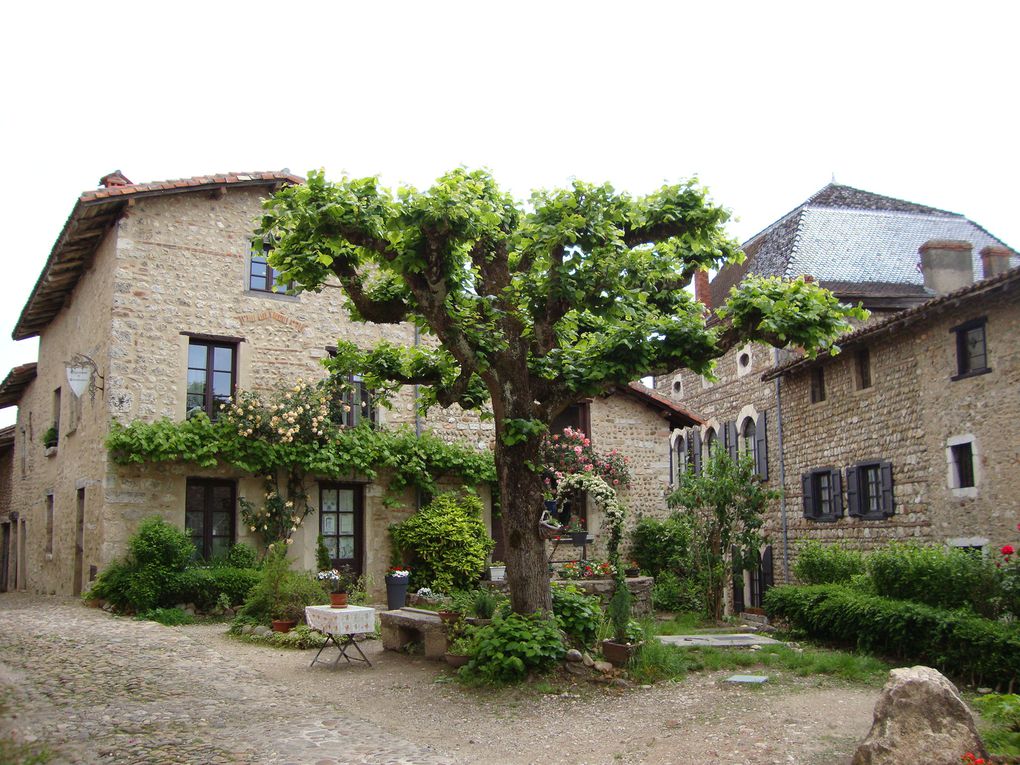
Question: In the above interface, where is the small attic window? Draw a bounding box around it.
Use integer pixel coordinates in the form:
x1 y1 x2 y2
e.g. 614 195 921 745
671 377 683 397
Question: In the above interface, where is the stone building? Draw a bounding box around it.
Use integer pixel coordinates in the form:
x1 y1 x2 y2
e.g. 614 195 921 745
0 170 695 596
656 184 1018 604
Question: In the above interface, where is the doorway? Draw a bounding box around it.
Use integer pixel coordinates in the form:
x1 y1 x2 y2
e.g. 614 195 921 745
73 488 85 596
319 484 364 575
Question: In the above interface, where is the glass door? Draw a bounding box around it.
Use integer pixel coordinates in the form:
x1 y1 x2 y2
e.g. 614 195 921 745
319 484 363 574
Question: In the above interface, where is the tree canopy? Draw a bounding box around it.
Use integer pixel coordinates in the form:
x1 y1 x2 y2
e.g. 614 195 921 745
260 169 865 613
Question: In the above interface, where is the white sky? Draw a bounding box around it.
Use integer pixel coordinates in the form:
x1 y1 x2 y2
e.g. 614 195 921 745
1 1 1017 427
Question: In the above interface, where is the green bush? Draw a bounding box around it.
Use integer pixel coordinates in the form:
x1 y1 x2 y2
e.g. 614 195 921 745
629 514 696 576
238 548 325 623
225 543 259 570
390 492 494 592
551 583 601 647
973 694 1020 757
868 543 1000 617
460 613 566 684
793 540 867 584
173 566 259 610
652 570 704 612
86 517 196 612
764 584 1020 688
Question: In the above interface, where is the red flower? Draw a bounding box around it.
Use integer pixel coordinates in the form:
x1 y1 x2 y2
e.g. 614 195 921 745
1002 545 1015 556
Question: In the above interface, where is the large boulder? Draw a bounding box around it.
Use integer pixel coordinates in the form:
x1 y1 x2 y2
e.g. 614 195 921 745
852 666 989 765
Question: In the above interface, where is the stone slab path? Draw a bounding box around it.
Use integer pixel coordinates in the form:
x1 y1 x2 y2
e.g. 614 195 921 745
659 633 784 648
0 595 454 764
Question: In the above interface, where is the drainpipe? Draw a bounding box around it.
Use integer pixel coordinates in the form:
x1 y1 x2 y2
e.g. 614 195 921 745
774 374 790 582
413 324 422 511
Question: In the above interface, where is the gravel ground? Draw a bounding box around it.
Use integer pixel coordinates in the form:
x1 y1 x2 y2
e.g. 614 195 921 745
0 593 880 764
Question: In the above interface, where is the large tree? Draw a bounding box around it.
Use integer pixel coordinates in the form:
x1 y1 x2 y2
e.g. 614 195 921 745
261 169 864 614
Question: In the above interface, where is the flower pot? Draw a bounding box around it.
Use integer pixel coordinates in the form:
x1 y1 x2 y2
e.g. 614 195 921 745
601 639 643 668
271 619 297 633
489 565 506 582
330 592 348 608
444 652 470 668
569 531 588 547
437 610 460 625
625 568 640 578
385 575 410 611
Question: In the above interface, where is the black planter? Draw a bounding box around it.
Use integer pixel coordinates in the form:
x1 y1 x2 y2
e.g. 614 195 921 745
385 575 410 611
569 532 588 547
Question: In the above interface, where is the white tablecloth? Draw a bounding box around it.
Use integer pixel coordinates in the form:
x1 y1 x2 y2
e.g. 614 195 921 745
305 604 376 635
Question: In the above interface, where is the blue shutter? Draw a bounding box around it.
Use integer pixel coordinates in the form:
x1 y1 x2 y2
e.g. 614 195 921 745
802 473 814 518
692 429 703 475
880 461 895 517
832 469 844 518
725 421 738 462
846 465 861 517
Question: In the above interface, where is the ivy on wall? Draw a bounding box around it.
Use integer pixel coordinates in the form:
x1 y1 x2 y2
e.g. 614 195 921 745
105 379 496 550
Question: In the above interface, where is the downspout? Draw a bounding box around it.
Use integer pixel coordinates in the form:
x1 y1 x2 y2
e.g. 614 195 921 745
774 374 790 582
413 324 422 512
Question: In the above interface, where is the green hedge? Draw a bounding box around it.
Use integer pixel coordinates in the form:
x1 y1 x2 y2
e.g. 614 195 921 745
793 540 867 584
868 543 1001 617
764 584 1020 688
173 567 260 610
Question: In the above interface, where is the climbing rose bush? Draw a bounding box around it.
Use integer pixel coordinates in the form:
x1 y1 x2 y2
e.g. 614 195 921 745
541 427 630 487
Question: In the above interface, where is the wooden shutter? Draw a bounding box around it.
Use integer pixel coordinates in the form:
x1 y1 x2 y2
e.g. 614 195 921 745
880 461 895 517
831 468 844 518
668 436 675 484
762 545 774 590
801 472 814 518
692 429 702 475
846 465 861 517
731 545 745 614
725 421 738 462
755 411 769 479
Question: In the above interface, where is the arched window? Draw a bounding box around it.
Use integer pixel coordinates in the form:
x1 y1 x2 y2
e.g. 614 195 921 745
704 428 717 460
741 417 756 462
675 433 688 479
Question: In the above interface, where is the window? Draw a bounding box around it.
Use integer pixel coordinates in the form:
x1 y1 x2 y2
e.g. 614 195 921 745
740 412 769 479
847 460 894 519
810 367 826 403
802 467 842 521
187 340 236 419
674 432 689 481
704 427 717 460
950 442 975 488
52 388 61 445
856 348 872 390
45 493 54 554
319 484 364 573
741 417 755 459
185 479 236 560
248 237 291 293
951 318 990 379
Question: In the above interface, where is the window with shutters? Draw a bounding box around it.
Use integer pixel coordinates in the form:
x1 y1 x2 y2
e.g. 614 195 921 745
847 460 894 519
738 412 769 480
810 366 826 403
951 318 990 380
802 467 842 521
689 429 703 475
673 431 688 482
722 421 739 463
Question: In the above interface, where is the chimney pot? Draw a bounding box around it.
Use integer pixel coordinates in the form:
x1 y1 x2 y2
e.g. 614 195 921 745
694 270 712 310
99 170 133 188
918 239 973 295
980 245 1013 280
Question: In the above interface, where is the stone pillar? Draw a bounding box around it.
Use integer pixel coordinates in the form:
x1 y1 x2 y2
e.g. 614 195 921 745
918 240 973 295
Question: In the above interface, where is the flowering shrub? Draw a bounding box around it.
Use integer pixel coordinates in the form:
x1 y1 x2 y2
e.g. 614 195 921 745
559 560 615 580
316 566 355 594
541 427 631 489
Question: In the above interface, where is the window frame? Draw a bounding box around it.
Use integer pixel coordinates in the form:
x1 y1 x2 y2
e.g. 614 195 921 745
846 460 894 520
248 237 293 294
802 467 843 522
186 338 238 420
950 442 975 488
810 366 826 403
950 317 991 380
185 478 236 561
319 483 365 575
855 347 872 390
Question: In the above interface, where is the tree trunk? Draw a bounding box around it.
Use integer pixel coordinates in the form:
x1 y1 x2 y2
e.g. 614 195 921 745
495 437 552 614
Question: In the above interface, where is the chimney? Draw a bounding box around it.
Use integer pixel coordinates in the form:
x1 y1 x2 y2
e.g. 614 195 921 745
980 245 1013 280
99 170 133 188
918 239 973 295
694 269 712 309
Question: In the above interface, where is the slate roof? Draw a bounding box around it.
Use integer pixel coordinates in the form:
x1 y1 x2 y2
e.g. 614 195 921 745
14 171 303 341
710 184 1017 307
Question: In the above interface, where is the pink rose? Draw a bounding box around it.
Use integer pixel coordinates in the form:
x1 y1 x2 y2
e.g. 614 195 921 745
574 446 583 454
584 464 593 472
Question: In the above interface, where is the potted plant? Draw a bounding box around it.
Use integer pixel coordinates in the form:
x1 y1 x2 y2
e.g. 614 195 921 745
41 426 58 449
385 566 411 611
317 565 355 608
624 560 641 577
465 588 499 626
488 560 506 582
444 630 475 668
565 515 588 547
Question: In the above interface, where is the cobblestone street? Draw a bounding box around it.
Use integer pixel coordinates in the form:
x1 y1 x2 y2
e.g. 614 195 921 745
0 595 454 765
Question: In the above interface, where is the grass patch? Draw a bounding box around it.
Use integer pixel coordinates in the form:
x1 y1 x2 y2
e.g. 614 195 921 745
652 612 718 635
629 641 889 686
0 738 52 765
134 607 195 626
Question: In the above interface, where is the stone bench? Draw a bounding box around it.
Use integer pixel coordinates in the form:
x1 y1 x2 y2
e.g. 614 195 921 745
379 607 449 659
